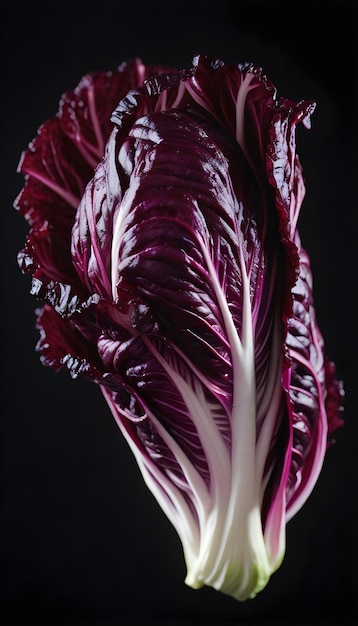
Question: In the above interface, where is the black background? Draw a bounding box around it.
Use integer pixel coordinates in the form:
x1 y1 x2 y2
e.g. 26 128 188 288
1 1 357 624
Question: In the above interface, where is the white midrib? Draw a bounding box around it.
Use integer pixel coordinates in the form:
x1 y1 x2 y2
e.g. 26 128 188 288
195 241 271 597
110 179 140 301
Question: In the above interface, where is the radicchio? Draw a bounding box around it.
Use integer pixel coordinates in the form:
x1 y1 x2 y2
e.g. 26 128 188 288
15 55 344 601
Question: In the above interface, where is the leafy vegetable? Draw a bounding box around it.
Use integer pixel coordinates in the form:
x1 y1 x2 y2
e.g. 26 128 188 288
15 55 344 601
